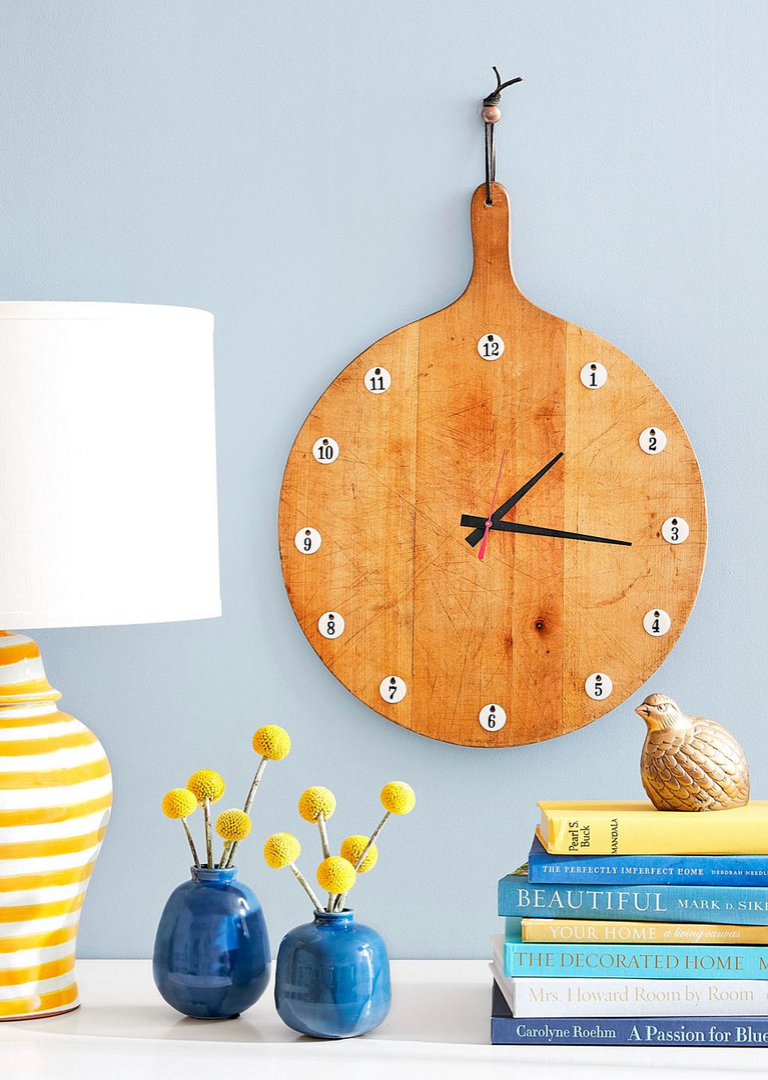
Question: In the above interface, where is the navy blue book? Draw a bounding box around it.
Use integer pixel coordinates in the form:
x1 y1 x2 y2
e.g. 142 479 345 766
490 982 768 1045
527 834 768 888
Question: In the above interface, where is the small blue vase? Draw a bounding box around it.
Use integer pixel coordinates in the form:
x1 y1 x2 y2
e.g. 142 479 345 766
274 908 391 1038
152 865 270 1019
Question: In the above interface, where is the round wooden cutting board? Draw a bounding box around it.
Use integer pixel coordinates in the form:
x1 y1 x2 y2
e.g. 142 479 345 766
279 183 707 747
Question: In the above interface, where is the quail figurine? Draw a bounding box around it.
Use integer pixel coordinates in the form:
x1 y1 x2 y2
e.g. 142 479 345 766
636 693 750 812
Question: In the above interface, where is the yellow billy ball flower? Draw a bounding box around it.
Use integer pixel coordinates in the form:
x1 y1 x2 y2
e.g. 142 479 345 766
216 809 251 842
317 856 357 894
341 835 378 873
187 769 225 804
264 832 301 869
252 724 291 761
298 786 336 823
380 781 416 815
162 788 197 820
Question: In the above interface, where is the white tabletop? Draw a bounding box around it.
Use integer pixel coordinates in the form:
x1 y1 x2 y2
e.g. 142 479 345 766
3 960 765 1079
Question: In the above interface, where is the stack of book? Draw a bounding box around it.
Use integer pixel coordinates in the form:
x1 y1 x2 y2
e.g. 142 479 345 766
492 800 768 1046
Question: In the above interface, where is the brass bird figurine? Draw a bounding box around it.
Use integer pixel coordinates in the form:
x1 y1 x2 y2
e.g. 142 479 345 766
636 693 750 812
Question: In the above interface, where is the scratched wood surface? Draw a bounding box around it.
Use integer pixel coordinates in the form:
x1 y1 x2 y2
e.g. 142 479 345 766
278 183 707 747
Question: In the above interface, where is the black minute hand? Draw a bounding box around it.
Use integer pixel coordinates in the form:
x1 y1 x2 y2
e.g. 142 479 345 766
465 452 564 547
460 515 632 547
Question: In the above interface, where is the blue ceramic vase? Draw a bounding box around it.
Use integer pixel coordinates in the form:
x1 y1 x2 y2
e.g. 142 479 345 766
153 865 270 1019
274 909 391 1038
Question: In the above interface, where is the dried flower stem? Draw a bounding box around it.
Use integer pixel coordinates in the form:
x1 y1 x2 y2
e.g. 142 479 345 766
244 756 268 815
221 841 233 868
356 812 390 867
181 818 200 867
204 797 213 868
223 756 268 869
317 813 331 858
290 862 323 911
316 813 334 909
333 811 390 911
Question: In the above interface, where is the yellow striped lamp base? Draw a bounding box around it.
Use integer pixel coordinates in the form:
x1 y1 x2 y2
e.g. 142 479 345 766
0 633 112 1020
0 979 80 1021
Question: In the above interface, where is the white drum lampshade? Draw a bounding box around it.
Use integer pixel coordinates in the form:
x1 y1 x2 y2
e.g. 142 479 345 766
0 302 221 628
0 302 220 1020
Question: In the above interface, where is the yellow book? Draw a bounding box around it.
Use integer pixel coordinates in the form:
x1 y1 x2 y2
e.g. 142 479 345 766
522 918 768 946
538 800 768 856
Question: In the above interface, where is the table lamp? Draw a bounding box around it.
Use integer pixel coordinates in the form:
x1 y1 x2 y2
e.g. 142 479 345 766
0 302 220 1019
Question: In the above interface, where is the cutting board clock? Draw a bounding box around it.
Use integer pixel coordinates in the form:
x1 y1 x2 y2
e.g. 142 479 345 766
279 181 707 747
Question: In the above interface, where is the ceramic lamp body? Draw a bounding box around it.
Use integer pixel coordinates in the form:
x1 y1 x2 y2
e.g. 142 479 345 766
275 909 391 1038
153 866 270 1019
0 634 111 1019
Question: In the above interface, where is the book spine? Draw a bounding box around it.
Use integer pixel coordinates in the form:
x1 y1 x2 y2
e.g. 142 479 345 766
521 918 768 945
491 1015 768 1046
501 975 768 1018
540 808 768 856
528 847 768 887
498 880 768 925
503 940 768 979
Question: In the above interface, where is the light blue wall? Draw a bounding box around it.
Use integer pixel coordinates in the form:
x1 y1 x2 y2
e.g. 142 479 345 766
1 0 765 959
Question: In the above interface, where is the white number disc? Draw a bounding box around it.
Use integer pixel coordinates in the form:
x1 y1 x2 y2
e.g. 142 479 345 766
580 362 608 389
364 366 391 393
585 672 613 700
294 527 321 554
643 609 671 636
661 516 689 544
479 703 507 731
477 333 505 360
379 676 407 704
312 437 339 464
318 611 345 639
639 427 667 455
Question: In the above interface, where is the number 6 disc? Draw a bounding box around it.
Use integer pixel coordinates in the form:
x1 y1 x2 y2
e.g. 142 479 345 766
479 703 507 731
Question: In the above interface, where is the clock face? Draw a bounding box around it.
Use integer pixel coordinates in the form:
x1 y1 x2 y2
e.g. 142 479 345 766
278 184 707 747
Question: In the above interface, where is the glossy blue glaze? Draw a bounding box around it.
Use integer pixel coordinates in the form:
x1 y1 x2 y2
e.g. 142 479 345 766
274 909 391 1038
152 865 270 1019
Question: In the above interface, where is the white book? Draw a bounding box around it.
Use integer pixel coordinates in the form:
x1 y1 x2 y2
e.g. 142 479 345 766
489 957 768 1019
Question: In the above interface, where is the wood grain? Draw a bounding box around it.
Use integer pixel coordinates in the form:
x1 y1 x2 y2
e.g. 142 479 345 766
278 183 707 746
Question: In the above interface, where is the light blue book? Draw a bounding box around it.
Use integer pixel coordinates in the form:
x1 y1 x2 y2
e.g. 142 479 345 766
497 923 768 980
498 874 768 925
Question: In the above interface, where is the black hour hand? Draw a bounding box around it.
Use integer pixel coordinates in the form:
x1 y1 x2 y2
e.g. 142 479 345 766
465 452 564 547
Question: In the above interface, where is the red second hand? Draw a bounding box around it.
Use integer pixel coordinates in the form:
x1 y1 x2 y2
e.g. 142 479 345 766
478 450 507 561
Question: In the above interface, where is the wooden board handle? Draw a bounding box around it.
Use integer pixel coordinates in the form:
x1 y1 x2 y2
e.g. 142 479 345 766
467 182 524 300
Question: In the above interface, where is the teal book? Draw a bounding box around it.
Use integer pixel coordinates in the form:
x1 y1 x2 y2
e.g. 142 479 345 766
496 925 768 980
498 873 768 925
